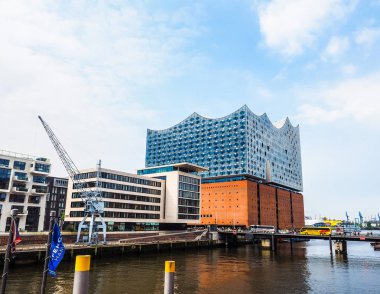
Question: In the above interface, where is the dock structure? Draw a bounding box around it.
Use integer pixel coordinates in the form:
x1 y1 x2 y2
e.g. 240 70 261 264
219 231 380 254
1 230 379 265
0 229 225 265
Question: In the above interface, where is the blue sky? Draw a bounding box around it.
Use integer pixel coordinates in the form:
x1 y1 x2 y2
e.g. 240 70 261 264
1 0 379 220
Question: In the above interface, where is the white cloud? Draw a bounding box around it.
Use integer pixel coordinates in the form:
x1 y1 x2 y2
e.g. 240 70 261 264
296 105 347 124
295 72 380 126
341 64 357 75
322 36 350 60
253 0 357 57
354 27 380 45
0 0 204 175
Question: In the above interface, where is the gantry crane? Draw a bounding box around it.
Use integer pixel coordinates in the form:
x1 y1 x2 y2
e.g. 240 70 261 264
38 116 107 245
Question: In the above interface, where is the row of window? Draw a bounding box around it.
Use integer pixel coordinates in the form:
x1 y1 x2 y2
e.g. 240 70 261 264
70 211 160 219
179 175 200 185
74 172 161 187
178 190 200 200
72 192 161 204
71 201 160 211
178 206 199 214
178 198 199 207
74 181 162 196
179 182 199 192
1 194 42 204
0 159 46 172
178 214 199 220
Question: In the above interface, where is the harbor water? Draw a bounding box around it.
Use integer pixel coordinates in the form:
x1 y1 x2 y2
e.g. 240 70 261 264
5 239 380 293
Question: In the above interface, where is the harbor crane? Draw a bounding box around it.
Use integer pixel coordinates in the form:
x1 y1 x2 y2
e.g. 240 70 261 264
38 116 107 245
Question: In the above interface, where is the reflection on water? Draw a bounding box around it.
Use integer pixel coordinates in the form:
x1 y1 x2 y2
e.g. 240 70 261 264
5 240 380 293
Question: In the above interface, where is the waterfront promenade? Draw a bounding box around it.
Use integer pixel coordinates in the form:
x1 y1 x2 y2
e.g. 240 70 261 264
2 229 379 266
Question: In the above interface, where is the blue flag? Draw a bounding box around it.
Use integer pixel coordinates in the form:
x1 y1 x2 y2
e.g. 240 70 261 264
48 222 65 277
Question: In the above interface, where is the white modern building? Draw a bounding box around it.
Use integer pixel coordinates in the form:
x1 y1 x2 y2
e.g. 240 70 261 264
0 150 51 232
137 163 207 226
64 163 206 231
65 167 165 231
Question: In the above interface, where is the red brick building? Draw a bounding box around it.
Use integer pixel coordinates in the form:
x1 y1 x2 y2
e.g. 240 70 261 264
200 179 304 229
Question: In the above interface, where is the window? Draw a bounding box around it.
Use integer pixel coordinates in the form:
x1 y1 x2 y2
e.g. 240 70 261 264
0 193 6 202
13 161 26 170
0 168 11 190
34 163 50 173
33 175 47 184
9 195 26 203
0 159 9 167
15 172 28 181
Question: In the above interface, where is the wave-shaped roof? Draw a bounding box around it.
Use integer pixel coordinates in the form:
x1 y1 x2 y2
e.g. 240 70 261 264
148 105 298 133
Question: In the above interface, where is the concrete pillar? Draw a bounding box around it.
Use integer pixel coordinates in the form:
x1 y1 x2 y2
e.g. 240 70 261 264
342 240 347 254
271 234 276 252
329 235 333 255
261 239 271 249
335 241 347 254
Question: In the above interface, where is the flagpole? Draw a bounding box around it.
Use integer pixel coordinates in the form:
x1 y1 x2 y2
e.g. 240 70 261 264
40 211 56 294
0 209 18 294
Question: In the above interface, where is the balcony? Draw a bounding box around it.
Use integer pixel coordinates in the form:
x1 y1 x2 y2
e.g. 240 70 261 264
13 175 29 182
30 168 50 175
12 187 29 193
31 188 47 195
32 180 48 186
35 157 50 163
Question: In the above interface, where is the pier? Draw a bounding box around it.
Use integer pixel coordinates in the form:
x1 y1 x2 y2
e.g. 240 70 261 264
219 231 380 254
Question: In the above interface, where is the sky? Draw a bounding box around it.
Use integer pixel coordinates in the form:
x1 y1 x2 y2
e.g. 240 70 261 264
1 0 379 220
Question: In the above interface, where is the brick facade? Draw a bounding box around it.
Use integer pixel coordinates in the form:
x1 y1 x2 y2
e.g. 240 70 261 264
201 179 305 229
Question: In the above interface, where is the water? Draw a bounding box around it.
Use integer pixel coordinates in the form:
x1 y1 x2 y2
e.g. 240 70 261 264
5 238 380 293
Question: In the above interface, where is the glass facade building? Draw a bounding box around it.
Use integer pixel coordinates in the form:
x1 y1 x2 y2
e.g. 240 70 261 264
145 105 303 191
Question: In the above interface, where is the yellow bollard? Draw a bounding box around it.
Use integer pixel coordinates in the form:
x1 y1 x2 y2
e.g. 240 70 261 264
164 261 175 294
73 255 91 294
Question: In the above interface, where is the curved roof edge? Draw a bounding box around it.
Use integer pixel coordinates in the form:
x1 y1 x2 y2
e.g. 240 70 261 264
148 105 299 133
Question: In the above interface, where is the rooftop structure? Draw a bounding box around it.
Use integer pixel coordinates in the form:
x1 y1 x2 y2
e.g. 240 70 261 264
145 105 303 191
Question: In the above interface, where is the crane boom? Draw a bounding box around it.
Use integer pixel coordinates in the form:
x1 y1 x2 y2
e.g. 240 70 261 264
38 116 89 194
38 115 107 244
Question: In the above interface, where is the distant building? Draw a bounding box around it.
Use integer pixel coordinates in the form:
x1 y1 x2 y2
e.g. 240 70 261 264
64 163 204 231
0 150 51 232
44 177 68 230
146 105 303 191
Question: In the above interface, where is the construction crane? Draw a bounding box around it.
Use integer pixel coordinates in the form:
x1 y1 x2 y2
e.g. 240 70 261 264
38 116 107 245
